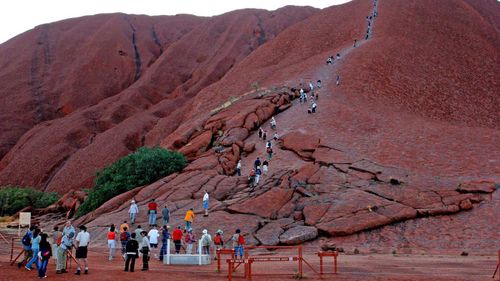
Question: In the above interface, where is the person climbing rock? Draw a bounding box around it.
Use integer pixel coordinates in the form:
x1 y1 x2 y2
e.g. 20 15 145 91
255 166 262 185
267 146 273 160
184 208 195 230
248 168 256 188
336 53 340 60
273 133 279 141
203 190 209 217
266 140 272 149
336 74 340 86
309 82 314 92
317 80 321 88
162 205 170 226
353 39 357 47
254 157 261 169
128 200 138 225
262 160 269 175
236 160 242 176
147 199 158 227
258 127 263 139
263 130 267 141
270 117 277 130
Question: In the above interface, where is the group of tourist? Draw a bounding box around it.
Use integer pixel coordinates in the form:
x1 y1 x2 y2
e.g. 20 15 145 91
17 220 90 279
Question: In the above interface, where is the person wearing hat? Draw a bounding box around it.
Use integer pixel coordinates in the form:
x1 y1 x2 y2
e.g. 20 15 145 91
213 230 224 252
75 225 90 275
139 231 151 271
128 200 139 225
56 231 74 274
200 229 212 255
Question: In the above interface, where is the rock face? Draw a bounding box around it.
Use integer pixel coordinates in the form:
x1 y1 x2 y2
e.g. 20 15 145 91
3 0 500 253
279 226 318 245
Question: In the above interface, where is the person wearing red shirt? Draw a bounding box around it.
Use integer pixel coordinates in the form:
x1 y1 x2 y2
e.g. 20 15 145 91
172 226 183 254
147 199 158 227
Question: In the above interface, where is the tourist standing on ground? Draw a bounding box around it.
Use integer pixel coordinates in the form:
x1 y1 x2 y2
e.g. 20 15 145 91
18 226 35 268
128 200 138 225
147 199 158 227
236 160 242 176
185 229 195 254
172 226 183 254
201 229 212 255
162 205 170 226
75 225 90 275
120 227 131 258
107 225 117 261
267 146 273 160
159 225 170 261
184 208 195 230
124 233 139 272
214 230 224 251
232 229 245 259
25 228 41 270
56 231 74 274
203 190 209 217
37 233 52 279
140 231 151 271
51 226 61 264
148 225 159 258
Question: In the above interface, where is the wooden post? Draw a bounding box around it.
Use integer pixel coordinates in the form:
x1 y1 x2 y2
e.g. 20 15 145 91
319 251 323 275
298 246 303 278
334 251 338 274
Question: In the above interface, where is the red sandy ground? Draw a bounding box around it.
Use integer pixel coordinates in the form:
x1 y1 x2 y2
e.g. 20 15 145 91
0 248 497 281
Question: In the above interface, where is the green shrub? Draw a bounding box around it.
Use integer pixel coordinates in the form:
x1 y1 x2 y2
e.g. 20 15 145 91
75 147 186 218
0 186 59 216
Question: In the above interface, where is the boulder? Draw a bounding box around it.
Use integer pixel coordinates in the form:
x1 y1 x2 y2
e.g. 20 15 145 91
279 226 318 245
228 188 294 218
255 222 284 245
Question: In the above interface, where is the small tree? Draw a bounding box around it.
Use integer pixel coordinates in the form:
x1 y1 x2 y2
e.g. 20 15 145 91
76 147 186 217
0 186 59 216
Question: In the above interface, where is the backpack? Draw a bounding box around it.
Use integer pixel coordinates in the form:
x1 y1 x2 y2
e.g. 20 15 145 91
184 234 190 243
120 232 128 241
56 235 62 246
214 235 222 245
238 234 245 245
22 233 31 246
267 147 272 153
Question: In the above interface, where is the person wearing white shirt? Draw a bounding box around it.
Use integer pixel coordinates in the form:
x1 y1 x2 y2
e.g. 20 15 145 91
75 225 90 275
203 190 209 217
147 226 159 259
128 200 139 225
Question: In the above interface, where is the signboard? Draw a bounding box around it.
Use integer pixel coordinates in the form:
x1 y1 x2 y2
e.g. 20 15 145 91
18 212 31 236
19 212 31 225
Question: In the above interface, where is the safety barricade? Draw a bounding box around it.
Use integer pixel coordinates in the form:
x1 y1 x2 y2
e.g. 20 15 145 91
216 248 235 272
317 250 339 275
224 245 321 280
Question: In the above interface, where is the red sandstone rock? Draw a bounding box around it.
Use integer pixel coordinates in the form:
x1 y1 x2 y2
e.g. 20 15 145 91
279 225 318 245
228 188 294 218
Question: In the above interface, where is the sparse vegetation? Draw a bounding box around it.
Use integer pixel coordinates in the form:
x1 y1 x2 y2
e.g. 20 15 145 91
0 186 59 216
75 147 186 218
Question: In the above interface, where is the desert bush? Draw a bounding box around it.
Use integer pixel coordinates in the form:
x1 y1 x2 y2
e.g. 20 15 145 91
76 147 186 217
0 186 59 216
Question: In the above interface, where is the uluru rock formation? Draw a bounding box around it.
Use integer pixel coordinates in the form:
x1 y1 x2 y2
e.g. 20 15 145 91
1 0 499 252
